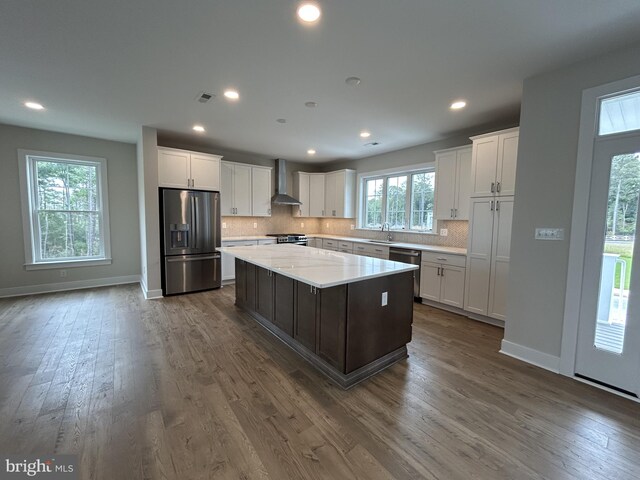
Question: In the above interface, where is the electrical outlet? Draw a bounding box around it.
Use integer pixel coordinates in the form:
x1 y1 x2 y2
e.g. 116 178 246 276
301 222 304 228
351 224 355 230
326 223 329 228
253 222 257 229
59 269 67 278
440 228 448 236
535 228 564 240
381 291 388 306
222 222 227 229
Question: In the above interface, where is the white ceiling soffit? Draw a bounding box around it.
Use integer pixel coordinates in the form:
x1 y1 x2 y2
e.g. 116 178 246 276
2 0 640 163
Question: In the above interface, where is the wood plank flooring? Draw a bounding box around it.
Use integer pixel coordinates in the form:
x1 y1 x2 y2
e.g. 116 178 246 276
1 284 639 479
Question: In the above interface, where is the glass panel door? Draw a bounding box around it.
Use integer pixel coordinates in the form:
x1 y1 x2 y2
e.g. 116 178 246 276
575 135 640 396
593 154 639 354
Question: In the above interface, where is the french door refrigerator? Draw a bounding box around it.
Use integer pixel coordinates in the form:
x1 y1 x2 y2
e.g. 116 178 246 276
160 188 221 295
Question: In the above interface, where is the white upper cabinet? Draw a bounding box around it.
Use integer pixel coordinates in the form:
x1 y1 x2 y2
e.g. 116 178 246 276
293 172 310 217
251 167 272 217
220 161 271 217
469 127 519 198
158 147 221 191
435 146 472 220
309 174 326 217
293 169 355 218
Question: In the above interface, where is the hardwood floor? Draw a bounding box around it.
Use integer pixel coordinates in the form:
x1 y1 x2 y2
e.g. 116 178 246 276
1 284 639 479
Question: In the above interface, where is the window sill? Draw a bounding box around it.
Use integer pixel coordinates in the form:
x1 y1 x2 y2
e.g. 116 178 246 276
24 258 112 271
355 228 439 236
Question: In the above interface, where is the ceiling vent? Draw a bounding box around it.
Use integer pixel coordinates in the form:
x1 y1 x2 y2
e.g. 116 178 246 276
364 142 381 147
196 92 215 103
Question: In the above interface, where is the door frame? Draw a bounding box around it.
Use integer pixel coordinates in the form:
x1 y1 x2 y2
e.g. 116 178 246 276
561 74 640 384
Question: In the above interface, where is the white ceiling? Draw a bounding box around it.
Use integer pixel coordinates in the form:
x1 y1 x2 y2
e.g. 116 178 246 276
2 0 640 163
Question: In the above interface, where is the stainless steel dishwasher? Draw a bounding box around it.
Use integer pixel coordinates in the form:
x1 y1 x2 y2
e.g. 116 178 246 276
389 247 422 299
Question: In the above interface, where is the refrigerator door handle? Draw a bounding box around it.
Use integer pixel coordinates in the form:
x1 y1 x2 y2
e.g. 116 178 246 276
190 195 197 249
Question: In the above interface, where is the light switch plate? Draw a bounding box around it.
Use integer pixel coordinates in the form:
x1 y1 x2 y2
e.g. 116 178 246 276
253 222 257 229
351 224 355 230
381 291 388 306
440 228 448 236
301 222 304 228
222 222 227 229
535 227 564 240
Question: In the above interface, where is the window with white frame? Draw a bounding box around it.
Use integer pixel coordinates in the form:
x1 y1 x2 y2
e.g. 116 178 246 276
19 150 111 269
360 168 435 232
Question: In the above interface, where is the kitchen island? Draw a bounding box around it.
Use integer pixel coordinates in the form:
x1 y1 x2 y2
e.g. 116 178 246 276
222 244 418 388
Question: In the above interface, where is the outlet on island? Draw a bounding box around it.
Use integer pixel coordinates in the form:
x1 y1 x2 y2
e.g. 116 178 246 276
440 228 448 236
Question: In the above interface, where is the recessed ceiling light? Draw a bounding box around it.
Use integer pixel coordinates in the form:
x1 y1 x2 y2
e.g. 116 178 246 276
307 149 316 155
24 101 44 110
224 90 240 100
192 125 205 133
360 131 371 138
276 118 287 124
297 3 321 23
450 100 467 110
305 101 318 108
345 77 362 86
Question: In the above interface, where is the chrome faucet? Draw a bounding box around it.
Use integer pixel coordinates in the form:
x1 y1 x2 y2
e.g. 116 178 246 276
381 222 393 241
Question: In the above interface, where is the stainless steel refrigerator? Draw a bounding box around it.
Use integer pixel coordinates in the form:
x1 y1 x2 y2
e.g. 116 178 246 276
160 188 221 295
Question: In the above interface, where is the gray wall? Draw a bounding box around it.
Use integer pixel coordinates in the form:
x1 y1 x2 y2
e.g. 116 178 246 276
0 123 140 292
324 121 518 173
505 41 640 357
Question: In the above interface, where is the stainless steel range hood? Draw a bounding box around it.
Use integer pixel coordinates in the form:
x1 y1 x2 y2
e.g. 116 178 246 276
271 159 302 205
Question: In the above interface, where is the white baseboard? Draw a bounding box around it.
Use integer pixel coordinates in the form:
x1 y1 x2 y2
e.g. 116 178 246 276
142 287 163 299
0 275 140 298
500 339 560 373
466 312 505 328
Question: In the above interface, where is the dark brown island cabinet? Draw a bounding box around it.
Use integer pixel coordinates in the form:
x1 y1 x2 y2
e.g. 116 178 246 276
234 258 414 388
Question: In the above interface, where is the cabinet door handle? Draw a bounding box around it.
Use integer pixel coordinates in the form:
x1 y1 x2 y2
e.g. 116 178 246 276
437 267 441 276
441 268 444 277
496 200 500 211
496 182 501 193
450 208 454 218
491 182 495 193
490 200 494 211
268 208 271 215
454 208 457 217
322 210 325 216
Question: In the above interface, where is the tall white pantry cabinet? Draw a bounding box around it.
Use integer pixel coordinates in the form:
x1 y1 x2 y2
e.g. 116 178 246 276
464 127 518 322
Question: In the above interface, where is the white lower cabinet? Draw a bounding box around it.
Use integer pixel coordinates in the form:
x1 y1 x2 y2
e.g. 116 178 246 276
221 240 257 281
464 197 513 320
352 243 389 259
420 252 466 308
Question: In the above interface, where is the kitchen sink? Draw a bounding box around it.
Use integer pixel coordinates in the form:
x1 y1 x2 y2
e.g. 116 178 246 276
366 239 395 244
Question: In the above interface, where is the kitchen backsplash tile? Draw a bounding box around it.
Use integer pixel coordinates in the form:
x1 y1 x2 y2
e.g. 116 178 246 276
222 206 467 248
318 218 468 248
221 205 321 236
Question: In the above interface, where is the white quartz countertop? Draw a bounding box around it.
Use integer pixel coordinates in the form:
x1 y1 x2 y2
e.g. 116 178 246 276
221 244 418 288
308 234 467 255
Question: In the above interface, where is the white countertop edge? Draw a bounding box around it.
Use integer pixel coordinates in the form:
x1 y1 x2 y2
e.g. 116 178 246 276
308 234 467 255
222 246 418 289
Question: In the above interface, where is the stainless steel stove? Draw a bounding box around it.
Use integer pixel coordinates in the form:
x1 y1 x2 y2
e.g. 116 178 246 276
266 233 308 245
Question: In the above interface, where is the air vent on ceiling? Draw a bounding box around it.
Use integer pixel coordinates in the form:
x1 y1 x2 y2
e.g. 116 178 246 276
196 92 215 103
364 142 381 147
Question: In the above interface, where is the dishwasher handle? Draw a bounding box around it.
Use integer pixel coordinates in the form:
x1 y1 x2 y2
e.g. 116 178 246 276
389 249 421 258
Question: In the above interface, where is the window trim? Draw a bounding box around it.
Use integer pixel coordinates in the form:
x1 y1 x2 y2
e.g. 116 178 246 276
357 162 437 233
18 149 112 270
